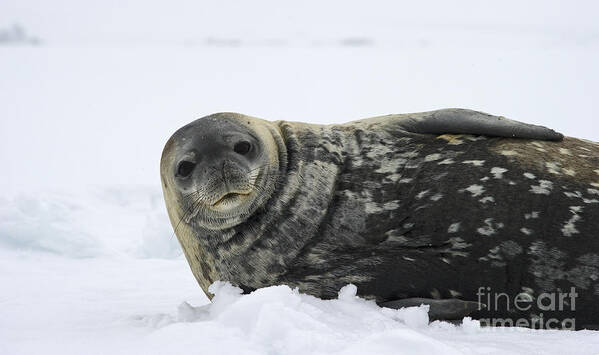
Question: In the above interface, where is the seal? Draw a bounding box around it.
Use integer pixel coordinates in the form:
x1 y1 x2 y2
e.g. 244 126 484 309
161 109 599 329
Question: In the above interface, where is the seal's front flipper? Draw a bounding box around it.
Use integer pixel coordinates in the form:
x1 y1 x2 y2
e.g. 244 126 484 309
379 297 482 321
393 108 564 141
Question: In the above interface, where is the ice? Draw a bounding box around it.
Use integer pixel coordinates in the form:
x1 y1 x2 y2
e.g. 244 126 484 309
0 187 180 258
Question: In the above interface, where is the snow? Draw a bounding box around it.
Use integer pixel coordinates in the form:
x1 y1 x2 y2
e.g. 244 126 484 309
0 187 179 258
2 250 599 355
2 0 599 353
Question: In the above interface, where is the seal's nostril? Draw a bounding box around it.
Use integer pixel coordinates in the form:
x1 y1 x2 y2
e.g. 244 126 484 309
234 141 251 155
176 160 196 178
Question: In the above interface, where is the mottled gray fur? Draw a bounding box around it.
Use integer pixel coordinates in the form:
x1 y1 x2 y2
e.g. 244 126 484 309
161 109 599 328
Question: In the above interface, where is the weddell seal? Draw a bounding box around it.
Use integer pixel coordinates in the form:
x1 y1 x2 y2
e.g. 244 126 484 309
160 109 599 329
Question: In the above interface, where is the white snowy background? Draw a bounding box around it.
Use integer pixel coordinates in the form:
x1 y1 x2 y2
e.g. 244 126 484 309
1 1 599 354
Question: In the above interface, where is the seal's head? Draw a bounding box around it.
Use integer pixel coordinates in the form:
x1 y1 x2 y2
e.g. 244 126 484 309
161 113 282 230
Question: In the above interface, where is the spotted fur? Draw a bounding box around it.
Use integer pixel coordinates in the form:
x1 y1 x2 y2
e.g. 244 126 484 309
162 111 599 329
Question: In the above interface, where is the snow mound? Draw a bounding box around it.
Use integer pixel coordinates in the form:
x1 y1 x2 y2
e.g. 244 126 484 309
139 282 461 355
133 282 599 355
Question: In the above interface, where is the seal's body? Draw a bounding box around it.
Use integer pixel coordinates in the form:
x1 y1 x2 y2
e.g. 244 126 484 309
161 109 599 329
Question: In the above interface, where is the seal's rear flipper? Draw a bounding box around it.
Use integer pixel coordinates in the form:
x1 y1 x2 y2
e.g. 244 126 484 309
379 297 482 321
391 108 564 141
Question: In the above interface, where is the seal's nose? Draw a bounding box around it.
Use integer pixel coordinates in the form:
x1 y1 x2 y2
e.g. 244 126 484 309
188 136 256 182
200 138 254 166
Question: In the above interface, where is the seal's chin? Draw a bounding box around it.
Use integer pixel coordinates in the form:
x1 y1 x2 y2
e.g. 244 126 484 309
211 191 252 211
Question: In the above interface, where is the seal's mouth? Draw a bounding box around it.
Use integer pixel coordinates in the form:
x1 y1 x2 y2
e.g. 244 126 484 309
211 191 251 208
209 165 262 209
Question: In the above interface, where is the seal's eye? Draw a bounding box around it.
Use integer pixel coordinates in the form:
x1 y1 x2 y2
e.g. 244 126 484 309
176 160 196 178
234 141 251 155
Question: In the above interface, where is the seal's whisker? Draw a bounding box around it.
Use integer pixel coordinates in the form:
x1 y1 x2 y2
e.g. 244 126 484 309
248 164 267 173
170 189 207 241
